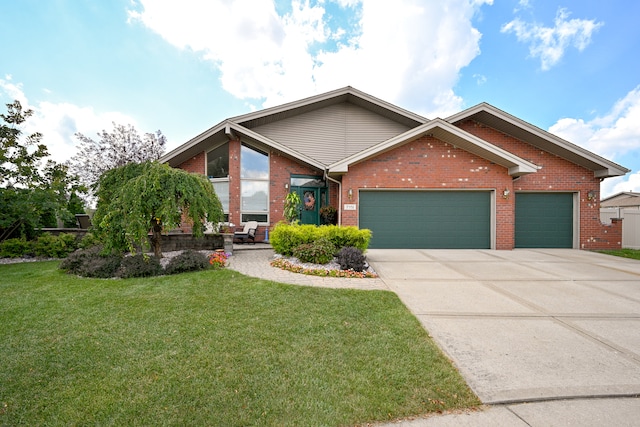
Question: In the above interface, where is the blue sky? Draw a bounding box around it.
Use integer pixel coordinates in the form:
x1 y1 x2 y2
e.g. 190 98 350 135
2 0 639 197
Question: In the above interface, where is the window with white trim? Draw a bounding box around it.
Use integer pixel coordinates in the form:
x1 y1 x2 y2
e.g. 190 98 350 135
240 143 269 223
207 143 229 221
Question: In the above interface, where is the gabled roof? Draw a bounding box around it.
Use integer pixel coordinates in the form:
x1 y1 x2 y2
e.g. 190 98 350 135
160 88 629 180
229 86 428 129
329 118 539 177
600 192 640 207
159 86 426 168
446 103 630 178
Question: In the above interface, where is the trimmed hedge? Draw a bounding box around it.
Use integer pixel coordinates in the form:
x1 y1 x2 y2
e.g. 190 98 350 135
270 223 371 256
0 233 79 259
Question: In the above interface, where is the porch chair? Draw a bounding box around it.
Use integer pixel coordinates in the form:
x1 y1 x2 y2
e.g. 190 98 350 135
233 221 258 244
75 214 92 229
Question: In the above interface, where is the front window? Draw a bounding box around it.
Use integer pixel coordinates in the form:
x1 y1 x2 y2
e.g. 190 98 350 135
208 144 229 221
241 143 269 223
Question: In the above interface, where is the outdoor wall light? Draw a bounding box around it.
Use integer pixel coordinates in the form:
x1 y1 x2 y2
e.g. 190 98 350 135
284 183 289 189
587 190 597 201
502 188 510 199
347 188 353 200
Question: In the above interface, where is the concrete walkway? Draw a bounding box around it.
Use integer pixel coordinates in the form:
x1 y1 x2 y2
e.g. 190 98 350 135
228 246 640 426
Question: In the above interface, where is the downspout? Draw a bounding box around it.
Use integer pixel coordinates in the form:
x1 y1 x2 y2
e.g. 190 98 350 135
324 169 342 225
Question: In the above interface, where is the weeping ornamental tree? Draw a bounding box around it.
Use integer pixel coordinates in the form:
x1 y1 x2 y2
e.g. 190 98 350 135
93 161 223 257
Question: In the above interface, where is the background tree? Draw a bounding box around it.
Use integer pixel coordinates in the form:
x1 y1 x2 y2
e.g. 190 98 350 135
0 100 85 241
67 122 166 202
92 161 224 257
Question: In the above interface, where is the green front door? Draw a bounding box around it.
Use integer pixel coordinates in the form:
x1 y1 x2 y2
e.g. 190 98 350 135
515 192 574 248
298 187 320 225
359 191 491 249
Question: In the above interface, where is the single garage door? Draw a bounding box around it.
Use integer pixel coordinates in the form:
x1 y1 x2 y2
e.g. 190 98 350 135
359 191 491 249
515 192 574 248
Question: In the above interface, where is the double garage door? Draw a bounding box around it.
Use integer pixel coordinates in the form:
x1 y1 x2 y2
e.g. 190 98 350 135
359 191 574 249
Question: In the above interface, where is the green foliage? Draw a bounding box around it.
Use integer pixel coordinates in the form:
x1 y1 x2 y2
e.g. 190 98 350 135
59 246 123 278
292 237 337 264
0 238 33 258
324 225 371 252
0 233 78 259
63 192 86 228
116 254 163 279
283 191 301 223
92 161 224 257
33 233 78 258
269 222 319 255
164 250 210 275
0 100 86 241
270 223 372 255
336 246 367 272
78 232 100 249
320 205 338 225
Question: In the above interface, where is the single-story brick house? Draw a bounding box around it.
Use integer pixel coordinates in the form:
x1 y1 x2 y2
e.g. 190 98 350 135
160 87 629 250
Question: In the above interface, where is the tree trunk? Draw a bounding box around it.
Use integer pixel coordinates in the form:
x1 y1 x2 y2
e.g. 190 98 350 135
151 219 163 258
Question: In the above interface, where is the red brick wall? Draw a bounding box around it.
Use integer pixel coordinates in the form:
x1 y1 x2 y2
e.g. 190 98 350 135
458 120 621 250
341 135 515 248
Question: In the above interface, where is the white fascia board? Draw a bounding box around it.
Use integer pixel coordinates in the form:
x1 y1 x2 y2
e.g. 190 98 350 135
159 120 228 164
228 86 428 125
329 118 538 176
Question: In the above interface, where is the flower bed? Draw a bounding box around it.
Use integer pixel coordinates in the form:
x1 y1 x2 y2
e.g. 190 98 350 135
270 257 378 279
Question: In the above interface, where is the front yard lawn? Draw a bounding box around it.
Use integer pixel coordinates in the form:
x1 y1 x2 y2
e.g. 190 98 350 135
597 248 640 260
0 261 479 426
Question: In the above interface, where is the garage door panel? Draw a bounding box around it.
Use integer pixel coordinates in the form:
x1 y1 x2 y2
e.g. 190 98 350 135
515 193 573 248
359 191 491 249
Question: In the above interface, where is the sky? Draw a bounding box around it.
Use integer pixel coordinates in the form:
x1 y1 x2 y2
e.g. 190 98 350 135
1 0 639 198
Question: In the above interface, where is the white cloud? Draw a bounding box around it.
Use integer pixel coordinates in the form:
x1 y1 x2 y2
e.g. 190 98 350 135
501 7 603 70
549 86 640 197
0 78 137 164
129 0 492 117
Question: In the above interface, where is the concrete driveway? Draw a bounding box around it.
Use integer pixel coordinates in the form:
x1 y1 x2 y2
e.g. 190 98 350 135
366 249 640 405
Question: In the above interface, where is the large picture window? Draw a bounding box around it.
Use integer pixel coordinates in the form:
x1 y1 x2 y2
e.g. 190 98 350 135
241 143 269 223
207 144 229 221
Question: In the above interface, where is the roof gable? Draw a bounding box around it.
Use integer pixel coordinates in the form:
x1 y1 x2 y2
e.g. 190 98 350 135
600 191 640 207
251 101 413 166
329 118 539 177
446 103 629 178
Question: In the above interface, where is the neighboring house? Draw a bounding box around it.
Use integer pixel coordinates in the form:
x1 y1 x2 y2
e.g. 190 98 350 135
160 87 629 250
600 192 640 249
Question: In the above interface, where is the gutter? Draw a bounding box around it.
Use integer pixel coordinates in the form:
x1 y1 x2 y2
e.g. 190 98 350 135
324 170 342 226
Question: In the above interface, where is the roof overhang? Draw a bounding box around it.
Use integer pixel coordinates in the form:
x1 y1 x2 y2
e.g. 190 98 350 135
329 118 539 177
447 103 630 179
159 120 325 170
229 86 428 129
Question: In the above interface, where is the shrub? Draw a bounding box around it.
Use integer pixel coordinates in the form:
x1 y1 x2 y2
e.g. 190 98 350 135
79 232 101 249
0 238 34 258
293 237 336 264
323 226 371 252
165 250 210 275
336 246 367 272
33 233 78 258
117 254 163 278
270 222 319 255
59 246 123 278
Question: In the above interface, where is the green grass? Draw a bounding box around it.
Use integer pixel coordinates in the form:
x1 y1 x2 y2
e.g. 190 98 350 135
597 248 640 260
0 261 479 426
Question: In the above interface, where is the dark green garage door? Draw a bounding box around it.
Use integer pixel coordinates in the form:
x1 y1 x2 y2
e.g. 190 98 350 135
515 193 574 248
359 191 491 249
